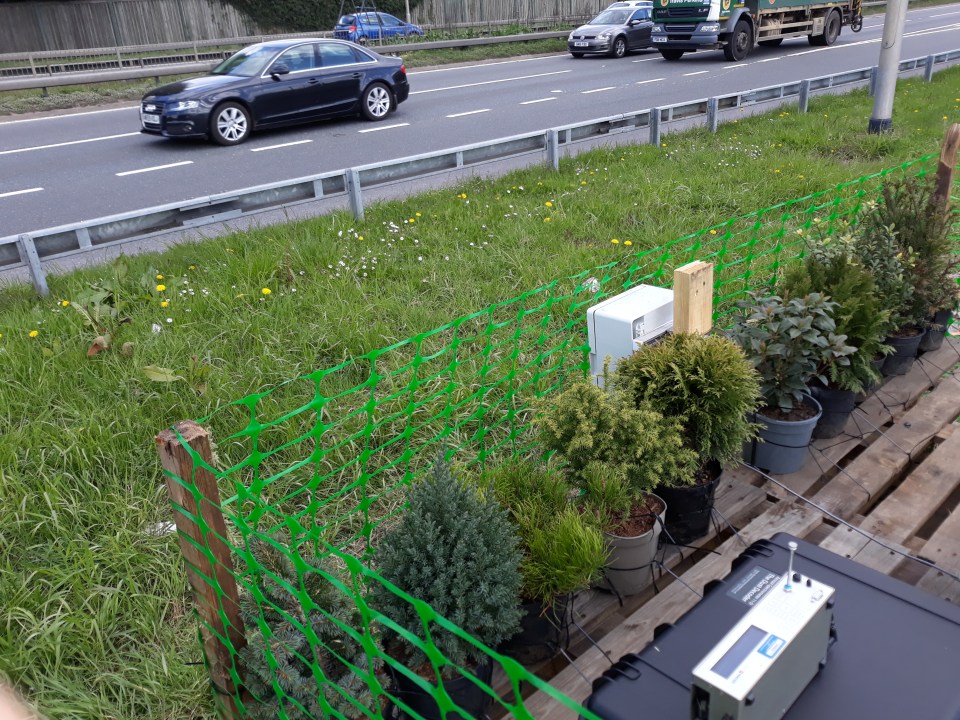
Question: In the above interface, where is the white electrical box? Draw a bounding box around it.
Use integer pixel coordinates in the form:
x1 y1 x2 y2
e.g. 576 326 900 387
586 284 673 385
690 571 835 720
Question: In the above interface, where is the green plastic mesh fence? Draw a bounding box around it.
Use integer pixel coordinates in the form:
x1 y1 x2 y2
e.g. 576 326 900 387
159 152 958 720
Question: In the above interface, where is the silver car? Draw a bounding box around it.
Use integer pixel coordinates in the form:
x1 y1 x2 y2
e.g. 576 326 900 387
568 4 654 58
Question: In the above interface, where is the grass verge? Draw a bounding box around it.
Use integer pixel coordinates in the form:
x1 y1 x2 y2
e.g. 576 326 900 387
1 69 959 720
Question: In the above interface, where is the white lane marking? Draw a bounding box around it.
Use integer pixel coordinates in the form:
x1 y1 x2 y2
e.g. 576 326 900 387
0 187 43 199
754 57 781 63
722 63 749 69
0 132 140 156
250 139 313 152
409 54 565 76
551 89 564 93
0 106 137 126
683 70 710 76
632 56 663 62
358 122 410 133
520 98 557 105
636 78 664 85
582 86 615 94
929 10 960 16
116 160 193 177
410 70 572 95
446 109 491 118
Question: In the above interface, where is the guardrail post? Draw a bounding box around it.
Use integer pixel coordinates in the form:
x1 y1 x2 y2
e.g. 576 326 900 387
650 107 662 147
707 97 719 133
546 128 560 171
17 234 49 297
799 79 811 113
346 168 364 221
869 66 879 96
28 53 36 76
924 54 935 81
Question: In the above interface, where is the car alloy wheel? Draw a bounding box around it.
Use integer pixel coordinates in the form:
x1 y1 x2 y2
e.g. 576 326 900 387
362 83 392 120
211 102 250 145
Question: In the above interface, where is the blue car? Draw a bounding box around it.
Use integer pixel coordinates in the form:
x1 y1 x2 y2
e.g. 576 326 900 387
334 12 425 43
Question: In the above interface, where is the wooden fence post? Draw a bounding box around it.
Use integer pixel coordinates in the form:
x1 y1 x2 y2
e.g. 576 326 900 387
932 123 960 215
673 261 714 335
156 421 245 720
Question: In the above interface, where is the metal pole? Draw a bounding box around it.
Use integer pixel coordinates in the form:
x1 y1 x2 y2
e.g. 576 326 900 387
869 66 879 96
707 97 719 133
924 54 935 82
546 129 560 170
17 234 49 297
650 108 662 147
346 168 364 221
868 0 908 133
799 79 811 113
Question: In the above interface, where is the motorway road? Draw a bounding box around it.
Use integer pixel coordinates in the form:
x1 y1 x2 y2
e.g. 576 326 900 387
1 4 959 238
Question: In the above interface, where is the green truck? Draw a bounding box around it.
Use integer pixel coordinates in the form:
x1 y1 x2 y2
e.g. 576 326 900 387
650 0 862 61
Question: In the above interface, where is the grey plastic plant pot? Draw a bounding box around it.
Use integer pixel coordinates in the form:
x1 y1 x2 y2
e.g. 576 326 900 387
811 384 856 439
882 330 923 376
598 494 666 598
743 394 822 475
918 309 953 353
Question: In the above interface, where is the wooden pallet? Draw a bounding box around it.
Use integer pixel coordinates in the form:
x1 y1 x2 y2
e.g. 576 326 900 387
513 337 960 719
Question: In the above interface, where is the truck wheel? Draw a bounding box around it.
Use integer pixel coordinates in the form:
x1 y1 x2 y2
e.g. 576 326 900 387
758 38 783 47
723 19 753 61
659 49 685 60
810 10 841 46
610 35 628 58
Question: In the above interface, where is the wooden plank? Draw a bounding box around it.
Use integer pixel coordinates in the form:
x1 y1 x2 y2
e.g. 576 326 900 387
522 502 822 719
818 427 960 570
810 376 960 522
673 261 714 335
914 506 960 604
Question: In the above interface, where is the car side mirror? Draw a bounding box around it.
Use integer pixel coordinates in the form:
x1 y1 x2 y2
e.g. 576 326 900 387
629 18 641 25
270 64 290 79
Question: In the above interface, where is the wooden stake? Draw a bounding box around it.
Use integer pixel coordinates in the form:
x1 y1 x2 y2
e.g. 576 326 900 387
157 421 245 720
933 123 960 215
673 261 715 335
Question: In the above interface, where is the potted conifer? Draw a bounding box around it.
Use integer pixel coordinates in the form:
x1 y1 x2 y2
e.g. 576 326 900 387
781 234 892 437
535 380 698 597
728 291 855 474
614 333 762 543
239 535 381 720
484 460 607 664
371 455 522 720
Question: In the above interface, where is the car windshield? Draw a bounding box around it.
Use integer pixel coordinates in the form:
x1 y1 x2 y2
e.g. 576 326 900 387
590 9 631 24
211 46 277 77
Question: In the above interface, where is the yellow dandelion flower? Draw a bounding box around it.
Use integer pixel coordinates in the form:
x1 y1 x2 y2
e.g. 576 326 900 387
189 265 196 270
624 240 633 246
160 301 169 308
156 284 166 292
59 300 70 307
261 288 272 295
544 218 551 223
545 201 553 207
710 230 718 235
358 235 364 241
29 330 39 338
581 181 588 186
156 274 164 280
409 218 415 223
611 239 620 244
415 212 422 217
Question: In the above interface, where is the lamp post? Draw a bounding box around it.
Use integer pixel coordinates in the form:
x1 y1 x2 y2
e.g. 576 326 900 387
868 0 909 133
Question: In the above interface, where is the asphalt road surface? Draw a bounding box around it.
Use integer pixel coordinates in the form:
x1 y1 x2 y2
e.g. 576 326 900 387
1 3 959 238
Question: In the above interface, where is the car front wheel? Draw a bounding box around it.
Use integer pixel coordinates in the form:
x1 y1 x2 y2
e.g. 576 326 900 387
210 102 251 146
361 82 393 121
610 36 627 58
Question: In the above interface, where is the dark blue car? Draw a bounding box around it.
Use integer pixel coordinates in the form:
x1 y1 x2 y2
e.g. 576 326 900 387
140 39 410 146
334 12 425 43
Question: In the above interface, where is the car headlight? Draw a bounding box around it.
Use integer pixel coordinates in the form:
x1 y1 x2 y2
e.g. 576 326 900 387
598 29 613 39
169 100 200 111
569 31 576 40
652 24 664 32
699 23 721 32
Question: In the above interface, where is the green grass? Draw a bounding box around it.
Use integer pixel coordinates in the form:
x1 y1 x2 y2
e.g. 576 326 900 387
1 69 959 720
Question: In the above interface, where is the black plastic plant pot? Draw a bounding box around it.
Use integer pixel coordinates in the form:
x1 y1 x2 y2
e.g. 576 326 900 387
499 595 572 665
390 658 493 720
811 384 856 439
918 309 953 353
657 461 722 545
743 395 822 475
882 330 923 376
